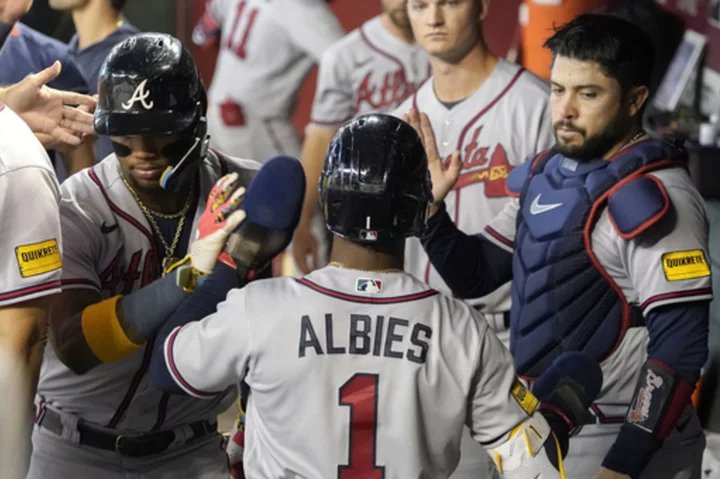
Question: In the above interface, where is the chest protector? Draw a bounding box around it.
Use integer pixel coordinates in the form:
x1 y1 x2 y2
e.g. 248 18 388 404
509 139 687 377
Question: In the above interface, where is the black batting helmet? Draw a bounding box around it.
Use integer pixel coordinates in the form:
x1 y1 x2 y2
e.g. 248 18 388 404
319 114 432 243
93 32 209 192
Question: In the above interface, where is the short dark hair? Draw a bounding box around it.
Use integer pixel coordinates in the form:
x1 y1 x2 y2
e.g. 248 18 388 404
111 0 127 11
543 13 655 94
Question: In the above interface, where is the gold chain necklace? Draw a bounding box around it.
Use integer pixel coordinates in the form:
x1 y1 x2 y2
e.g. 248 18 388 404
119 170 194 273
328 261 404 273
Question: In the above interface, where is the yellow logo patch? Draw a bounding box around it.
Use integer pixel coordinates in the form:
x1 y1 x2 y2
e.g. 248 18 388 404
15 239 62 278
662 250 710 282
511 380 539 415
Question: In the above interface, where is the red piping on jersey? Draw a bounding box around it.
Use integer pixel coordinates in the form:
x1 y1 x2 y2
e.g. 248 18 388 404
88 168 166 429
88 169 155 244
296 278 438 304
262 120 287 156
583 159 679 365
590 404 624 424
0 280 61 302
359 25 407 71
210 149 230 176
166 326 221 398
422 66 526 285
60 278 101 291
484 225 513 249
640 288 713 314
106 336 155 428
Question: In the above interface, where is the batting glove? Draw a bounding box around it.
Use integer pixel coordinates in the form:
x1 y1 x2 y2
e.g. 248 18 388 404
167 173 246 288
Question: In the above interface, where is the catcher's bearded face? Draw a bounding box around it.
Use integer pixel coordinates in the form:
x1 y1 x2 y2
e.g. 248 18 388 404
111 134 182 193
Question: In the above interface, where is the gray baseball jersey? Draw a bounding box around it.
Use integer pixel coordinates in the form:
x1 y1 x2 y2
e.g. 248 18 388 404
310 15 430 129
484 152 713 414
0 104 62 307
162 267 535 478
393 59 553 315
35 150 260 431
205 0 343 160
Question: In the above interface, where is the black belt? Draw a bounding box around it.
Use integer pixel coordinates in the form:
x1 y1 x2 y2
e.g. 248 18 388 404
37 406 217 458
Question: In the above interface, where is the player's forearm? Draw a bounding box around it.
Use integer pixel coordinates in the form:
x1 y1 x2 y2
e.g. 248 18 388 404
63 272 191 374
151 263 239 394
602 302 709 477
298 127 335 227
0 300 51 402
421 203 513 298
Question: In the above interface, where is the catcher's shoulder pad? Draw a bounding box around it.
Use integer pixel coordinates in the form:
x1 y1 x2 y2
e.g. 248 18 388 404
607 175 669 240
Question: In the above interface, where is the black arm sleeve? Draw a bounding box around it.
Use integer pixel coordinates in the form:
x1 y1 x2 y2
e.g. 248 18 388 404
420 203 514 299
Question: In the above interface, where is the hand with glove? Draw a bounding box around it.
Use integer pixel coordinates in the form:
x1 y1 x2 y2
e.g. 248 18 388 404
167 172 247 290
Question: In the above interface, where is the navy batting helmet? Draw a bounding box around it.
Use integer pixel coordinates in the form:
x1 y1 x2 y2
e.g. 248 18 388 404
93 32 208 193
319 113 432 243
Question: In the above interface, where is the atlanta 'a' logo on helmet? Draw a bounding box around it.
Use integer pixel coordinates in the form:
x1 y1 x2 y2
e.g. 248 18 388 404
122 79 154 110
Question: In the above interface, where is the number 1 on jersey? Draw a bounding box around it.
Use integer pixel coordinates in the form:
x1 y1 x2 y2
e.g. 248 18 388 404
338 373 384 478
225 0 258 59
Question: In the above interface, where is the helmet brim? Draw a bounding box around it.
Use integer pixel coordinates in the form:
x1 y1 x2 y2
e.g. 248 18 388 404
93 110 196 137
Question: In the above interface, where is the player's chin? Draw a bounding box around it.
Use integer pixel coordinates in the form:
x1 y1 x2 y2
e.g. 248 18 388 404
131 167 166 188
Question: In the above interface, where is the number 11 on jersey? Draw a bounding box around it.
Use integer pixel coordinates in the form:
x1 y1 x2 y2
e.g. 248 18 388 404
225 0 258 59
338 373 385 478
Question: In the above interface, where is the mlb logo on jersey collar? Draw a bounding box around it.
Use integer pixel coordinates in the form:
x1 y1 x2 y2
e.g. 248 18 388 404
356 278 383 294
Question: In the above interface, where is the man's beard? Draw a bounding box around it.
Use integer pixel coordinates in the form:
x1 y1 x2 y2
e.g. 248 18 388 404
553 109 630 161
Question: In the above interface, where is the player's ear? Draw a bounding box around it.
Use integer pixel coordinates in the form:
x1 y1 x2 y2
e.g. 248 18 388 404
477 0 490 22
626 85 649 119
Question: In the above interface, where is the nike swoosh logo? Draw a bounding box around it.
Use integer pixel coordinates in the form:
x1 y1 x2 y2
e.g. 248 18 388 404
353 57 373 69
101 222 119 234
529 194 563 215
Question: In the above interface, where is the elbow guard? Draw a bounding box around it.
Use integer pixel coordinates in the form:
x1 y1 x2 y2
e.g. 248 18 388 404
81 296 142 363
487 413 565 478
626 360 693 440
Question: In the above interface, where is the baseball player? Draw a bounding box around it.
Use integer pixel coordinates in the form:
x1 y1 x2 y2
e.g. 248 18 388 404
193 0 343 162
410 14 710 479
0 101 63 479
0 21 95 179
395 0 553 334
50 0 139 162
28 34 262 479
292 0 430 274
149 113 589 479
394 0 552 475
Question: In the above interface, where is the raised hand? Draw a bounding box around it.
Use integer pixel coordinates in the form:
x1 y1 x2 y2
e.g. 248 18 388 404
2 62 96 148
403 108 461 216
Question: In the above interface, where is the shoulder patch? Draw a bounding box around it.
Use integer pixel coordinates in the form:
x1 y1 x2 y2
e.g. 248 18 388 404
662 250 710 282
15 239 62 278
608 176 669 239
511 380 539 415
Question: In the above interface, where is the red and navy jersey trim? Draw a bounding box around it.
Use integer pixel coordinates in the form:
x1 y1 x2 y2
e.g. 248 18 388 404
640 288 713 313
166 326 221 398
296 278 438 304
484 226 513 249
0 280 61 303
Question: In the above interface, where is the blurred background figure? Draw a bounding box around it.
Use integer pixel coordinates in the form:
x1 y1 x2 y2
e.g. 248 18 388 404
0 4 94 180
192 0 342 163
49 0 138 161
291 0 430 276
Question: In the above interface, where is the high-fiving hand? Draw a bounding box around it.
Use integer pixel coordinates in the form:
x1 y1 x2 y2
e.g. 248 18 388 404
0 0 32 24
1 62 97 148
402 108 461 216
